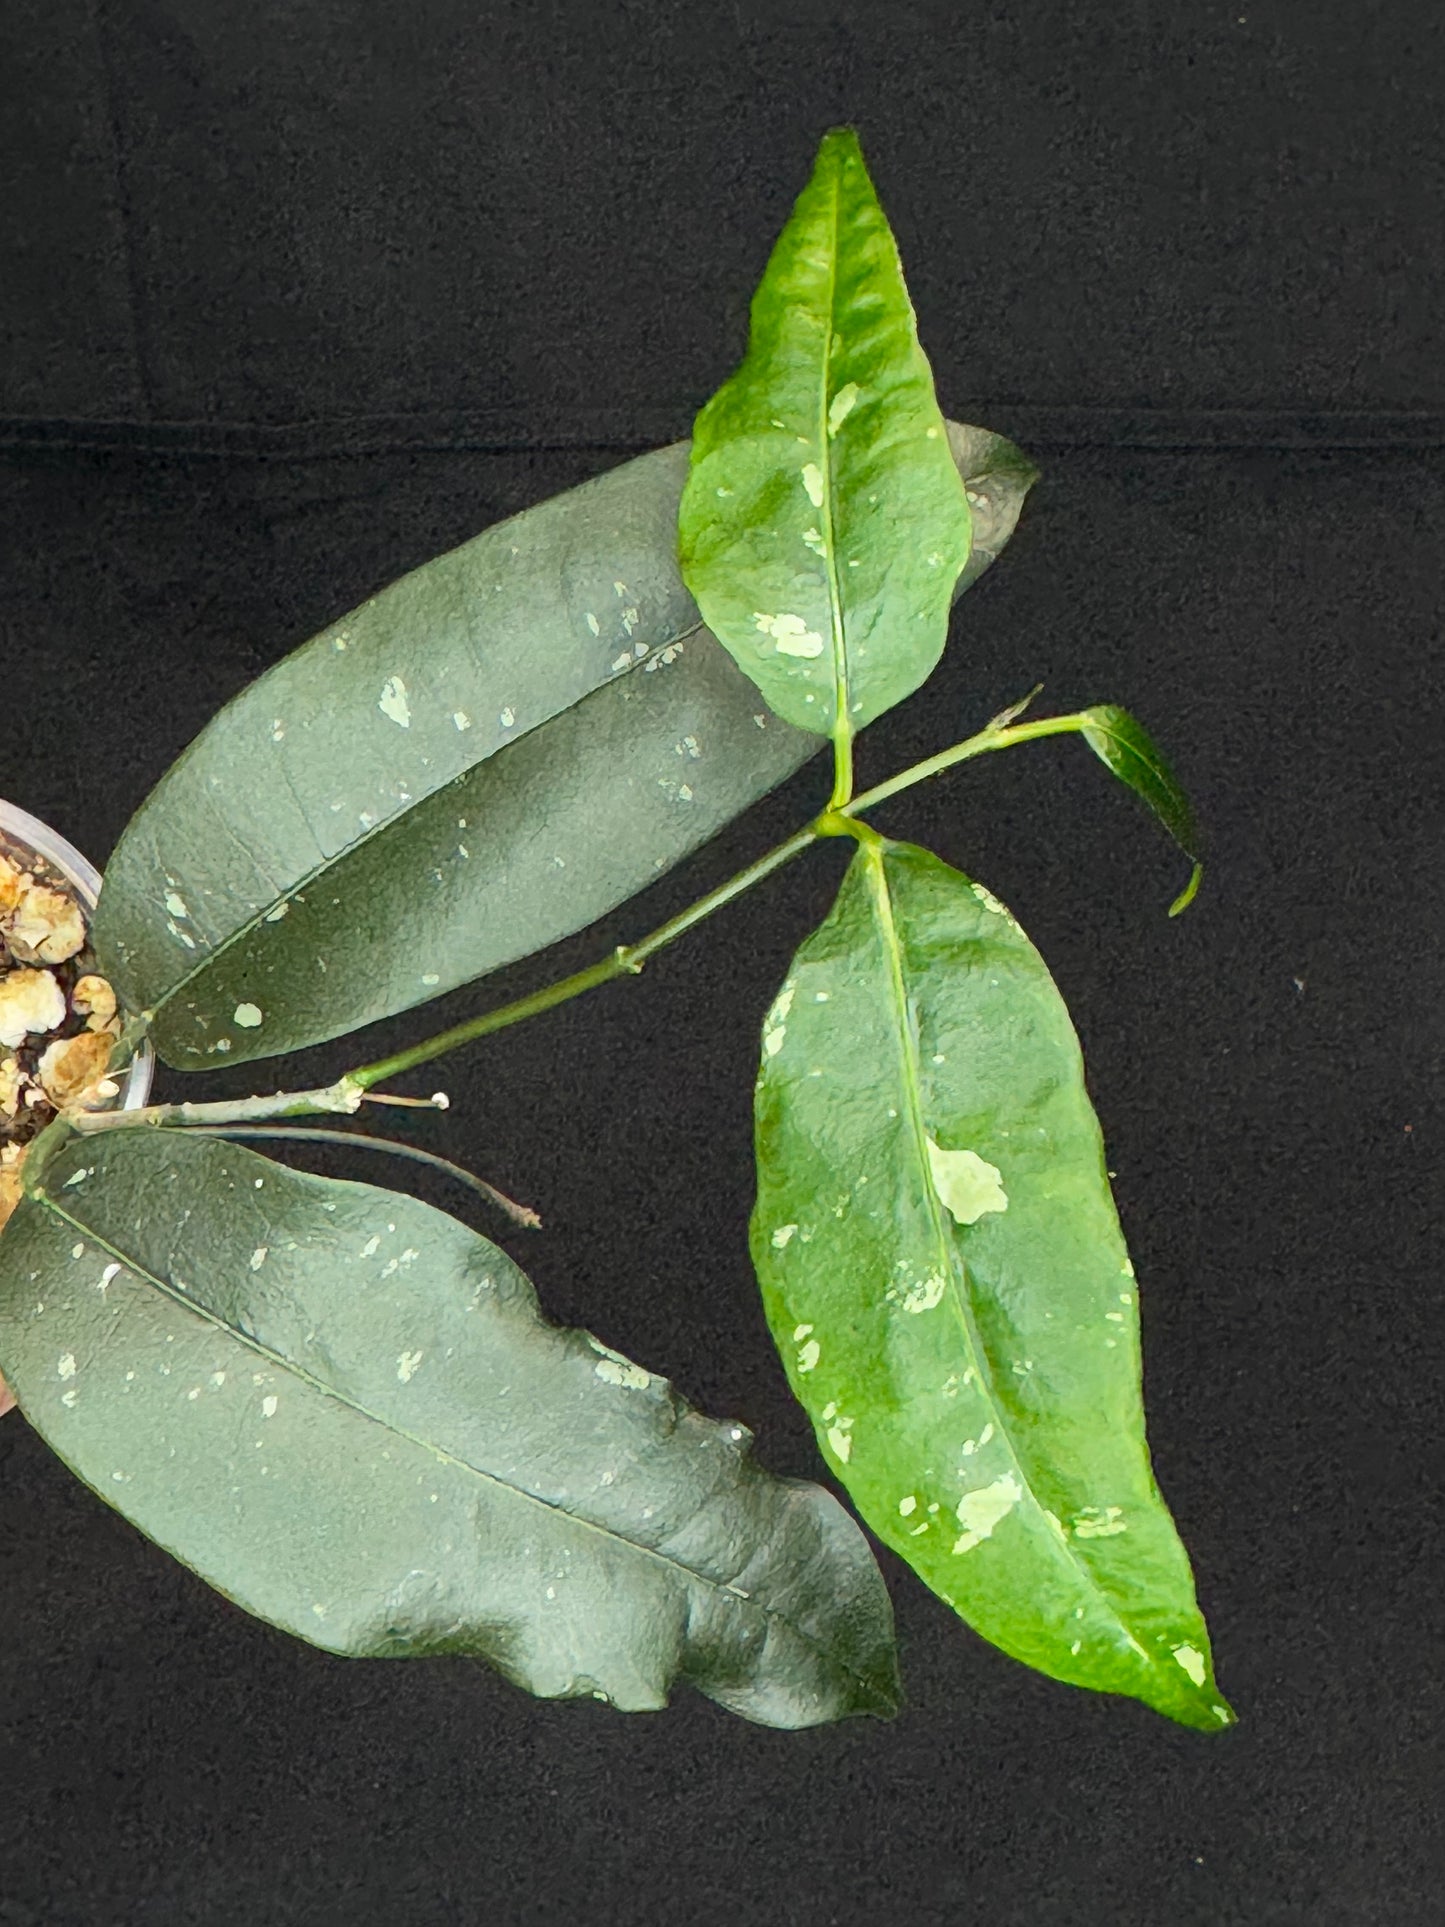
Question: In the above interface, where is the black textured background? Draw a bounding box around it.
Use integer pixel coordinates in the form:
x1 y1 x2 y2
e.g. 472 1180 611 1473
0 4 1439 1924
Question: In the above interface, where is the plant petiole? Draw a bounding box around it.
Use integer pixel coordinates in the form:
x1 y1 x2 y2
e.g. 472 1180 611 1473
180 1124 541 1229
75 705 1091 1128
69 1077 364 1134
343 821 821 1092
343 707 1091 1089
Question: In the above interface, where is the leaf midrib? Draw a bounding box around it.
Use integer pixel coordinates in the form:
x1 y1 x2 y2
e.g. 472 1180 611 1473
137 618 710 1024
860 843 1158 1658
31 1171 881 1699
815 152 852 757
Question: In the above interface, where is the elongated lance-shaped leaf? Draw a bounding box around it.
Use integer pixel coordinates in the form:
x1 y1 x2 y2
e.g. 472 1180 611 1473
678 127 973 745
751 839 1232 1732
0 1126 898 1728
1079 705 1203 915
93 423 1029 1071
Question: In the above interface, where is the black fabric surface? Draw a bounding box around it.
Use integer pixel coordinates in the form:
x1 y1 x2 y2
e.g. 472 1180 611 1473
0 5 1439 1924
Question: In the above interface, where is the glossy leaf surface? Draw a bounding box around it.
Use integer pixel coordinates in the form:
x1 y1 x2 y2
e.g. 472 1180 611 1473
0 1126 898 1727
1079 705 1203 914
94 425 1027 1070
679 128 973 741
751 838 1232 1731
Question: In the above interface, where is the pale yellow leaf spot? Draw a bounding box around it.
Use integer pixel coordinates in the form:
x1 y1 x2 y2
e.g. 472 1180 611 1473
594 1356 651 1390
827 383 859 436
762 982 794 1059
953 1474 1023 1554
900 1271 947 1314
925 1137 1008 1224
1073 1505 1128 1539
1172 1643 1207 1686
378 677 411 728
753 611 824 658
969 880 1021 928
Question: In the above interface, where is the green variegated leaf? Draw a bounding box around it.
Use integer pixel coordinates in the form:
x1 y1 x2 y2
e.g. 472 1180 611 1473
93 422 1029 1071
0 1125 898 1728
679 128 973 746
751 837 1232 1732
1079 705 1203 914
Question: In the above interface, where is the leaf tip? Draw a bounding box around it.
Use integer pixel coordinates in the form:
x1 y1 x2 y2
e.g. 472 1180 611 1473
1175 1684 1237 1735
1168 862 1204 918
867 1672 903 1722
819 123 864 160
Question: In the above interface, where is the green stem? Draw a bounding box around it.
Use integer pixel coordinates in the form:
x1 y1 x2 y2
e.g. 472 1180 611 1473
844 712 1087 816
815 808 889 851
78 705 1090 1130
346 820 820 1092
69 1078 363 1134
828 727 854 811
349 711 1088 1090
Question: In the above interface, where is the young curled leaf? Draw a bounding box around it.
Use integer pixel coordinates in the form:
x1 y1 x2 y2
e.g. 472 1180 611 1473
0 1125 898 1729
751 838 1232 1732
1078 705 1203 915
679 128 973 747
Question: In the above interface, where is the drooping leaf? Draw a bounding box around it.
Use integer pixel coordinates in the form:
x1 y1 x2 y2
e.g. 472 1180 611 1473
93 424 1031 1070
679 127 974 743
0 1125 898 1728
750 837 1232 1732
1078 704 1203 915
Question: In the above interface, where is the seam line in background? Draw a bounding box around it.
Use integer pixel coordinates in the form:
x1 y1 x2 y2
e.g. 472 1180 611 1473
1 407 1443 461
88 0 155 422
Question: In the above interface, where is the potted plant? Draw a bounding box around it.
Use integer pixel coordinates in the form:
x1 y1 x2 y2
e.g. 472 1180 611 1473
0 129 1227 1733
0 801 156 1413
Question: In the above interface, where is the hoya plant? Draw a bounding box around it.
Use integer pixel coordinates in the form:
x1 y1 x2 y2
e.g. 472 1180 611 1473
0 130 1228 1734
